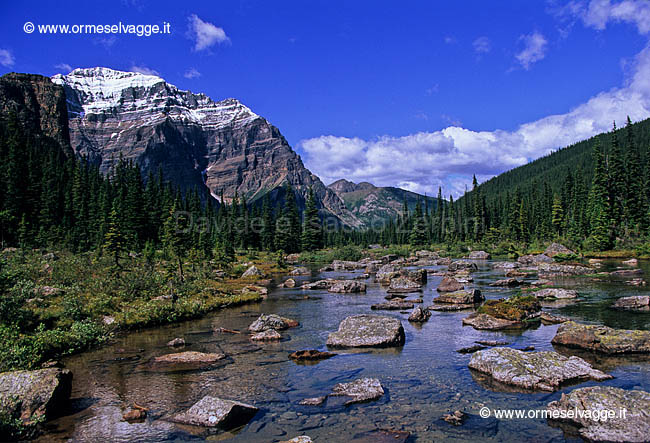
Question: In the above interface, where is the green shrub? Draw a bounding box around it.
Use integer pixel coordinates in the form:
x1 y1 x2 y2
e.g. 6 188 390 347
553 252 581 263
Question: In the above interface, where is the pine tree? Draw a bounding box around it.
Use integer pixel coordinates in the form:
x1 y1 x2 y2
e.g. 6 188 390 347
103 202 125 267
162 204 190 281
607 122 625 230
301 187 323 251
624 116 644 227
409 199 427 246
587 142 613 250
551 194 564 237
261 194 275 250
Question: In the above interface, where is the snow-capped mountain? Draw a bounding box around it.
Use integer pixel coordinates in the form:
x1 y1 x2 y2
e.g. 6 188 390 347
51 67 361 227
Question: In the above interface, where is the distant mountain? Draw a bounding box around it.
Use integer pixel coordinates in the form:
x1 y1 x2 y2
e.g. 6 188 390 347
328 179 438 227
50 67 362 227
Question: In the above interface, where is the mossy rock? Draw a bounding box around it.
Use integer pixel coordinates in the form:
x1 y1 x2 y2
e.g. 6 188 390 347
477 295 541 321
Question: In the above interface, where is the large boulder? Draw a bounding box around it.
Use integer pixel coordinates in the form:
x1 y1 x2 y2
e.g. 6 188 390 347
544 243 574 258
301 279 336 289
376 264 402 284
612 295 650 311
248 314 299 332
250 329 282 341
387 277 422 293
547 386 650 442
331 260 365 271
468 347 611 391
170 396 258 428
326 315 405 348
463 296 541 330
328 280 366 293
610 268 644 277
492 261 520 270
330 378 384 405
462 313 529 330
434 289 484 305
552 321 650 353
533 288 578 299
241 265 262 278
468 250 491 260
489 278 522 287
436 277 464 292
0 368 72 424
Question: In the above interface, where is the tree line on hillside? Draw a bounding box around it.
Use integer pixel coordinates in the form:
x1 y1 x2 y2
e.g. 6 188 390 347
0 113 329 269
345 117 650 251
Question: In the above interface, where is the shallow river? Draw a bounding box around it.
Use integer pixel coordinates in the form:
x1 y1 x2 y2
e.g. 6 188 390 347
40 260 650 442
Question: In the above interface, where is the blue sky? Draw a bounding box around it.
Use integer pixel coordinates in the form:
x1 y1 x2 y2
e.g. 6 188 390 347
2 0 650 195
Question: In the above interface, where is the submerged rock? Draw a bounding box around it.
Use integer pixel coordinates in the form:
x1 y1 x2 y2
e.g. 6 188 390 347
328 280 366 293
250 329 282 341
299 397 326 406
547 386 650 442
442 410 466 426
518 254 553 265
468 347 611 391
289 350 336 361
456 344 486 354
610 268 644 277
493 261 520 270
408 306 431 322
552 321 650 353
301 279 336 290
0 368 72 424
533 288 578 300
475 340 510 346
622 258 638 266
248 314 299 332
330 377 384 405
537 262 593 276
170 396 258 428
327 315 405 348
489 278 522 287
283 278 296 288
462 313 531 330
436 276 464 292
279 436 313 443
149 352 226 371
612 295 650 311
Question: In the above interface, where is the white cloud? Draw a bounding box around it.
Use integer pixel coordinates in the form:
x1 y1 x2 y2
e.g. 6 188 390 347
300 44 650 197
54 63 72 73
130 65 160 76
0 49 15 67
582 0 650 34
187 14 230 51
515 32 548 70
473 36 491 54
444 36 457 44
183 67 201 79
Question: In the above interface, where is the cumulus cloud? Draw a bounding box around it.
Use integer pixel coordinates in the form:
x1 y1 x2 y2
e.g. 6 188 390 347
183 67 201 79
0 49 15 67
187 14 230 51
130 65 160 76
515 32 548 70
300 44 650 197
473 36 491 54
54 63 72 73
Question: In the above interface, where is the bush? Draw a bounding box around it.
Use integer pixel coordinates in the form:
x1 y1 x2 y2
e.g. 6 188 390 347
553 252 581 263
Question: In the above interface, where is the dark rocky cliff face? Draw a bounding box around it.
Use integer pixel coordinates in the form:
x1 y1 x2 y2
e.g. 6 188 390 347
0 73 73 156
51 67 360 227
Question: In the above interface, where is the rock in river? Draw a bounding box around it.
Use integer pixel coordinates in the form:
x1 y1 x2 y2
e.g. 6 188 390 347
612 295 650 311
328 280 366 293
533 288 578 300
489 278 522 287
387 276 422 293
170 396 258 428
468 347 612 391
289 266 310 276
248 313 299 332
289 350 336 361
408 306 431 322
327 315 405 348
547 386 650 442
468 250 491 259
462 313 531 330
610 268 644 277
436 276 464 292
371 300 415 311
167 337 186 347
330 377 384 405
434 289 484 305
544 242 574 258
552 321 650 353
250 329 282 341
0 368 72 424
463 296 540 330
149 351 227 371
448 260 478 272
540 312 571 324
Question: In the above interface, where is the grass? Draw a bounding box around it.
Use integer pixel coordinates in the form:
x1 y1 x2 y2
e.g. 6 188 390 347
0 249 284 372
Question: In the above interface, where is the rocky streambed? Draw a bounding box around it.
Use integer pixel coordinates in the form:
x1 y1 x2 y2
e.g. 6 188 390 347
24 254 650 442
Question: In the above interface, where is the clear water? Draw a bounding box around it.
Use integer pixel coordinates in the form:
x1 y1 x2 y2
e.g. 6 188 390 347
39 260 650 442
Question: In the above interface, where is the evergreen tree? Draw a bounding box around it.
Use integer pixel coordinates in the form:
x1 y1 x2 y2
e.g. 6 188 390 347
587 142 613 250
551 194 564 237
409 199 427 246
103 201 125 267
301 187 323 251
